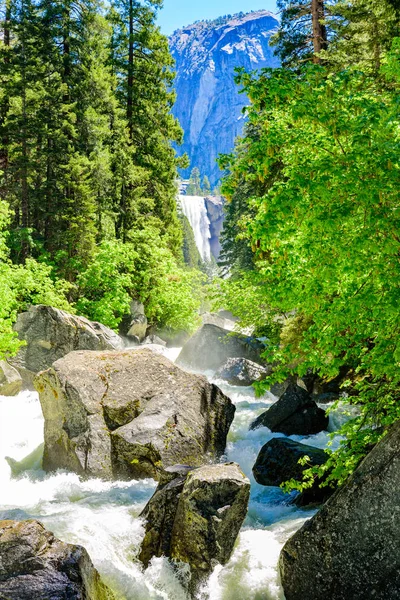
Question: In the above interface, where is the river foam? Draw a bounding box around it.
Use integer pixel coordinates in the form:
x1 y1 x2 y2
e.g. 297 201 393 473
0 359 345 599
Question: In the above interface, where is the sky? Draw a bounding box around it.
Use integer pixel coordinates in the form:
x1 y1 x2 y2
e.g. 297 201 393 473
157 1 278 35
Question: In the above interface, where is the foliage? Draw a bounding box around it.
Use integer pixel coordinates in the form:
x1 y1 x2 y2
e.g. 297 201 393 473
215 44 400 487
0 200 72 358
180 213 203 269
76 229 203 332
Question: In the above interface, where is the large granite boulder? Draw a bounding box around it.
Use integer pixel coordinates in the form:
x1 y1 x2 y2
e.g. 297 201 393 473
252 438 331 505
280 421 400 600
177 324 265 372
140 463 250 590
0 360 22 396
216 357 270 387
250 383 328 435
0 519 115 600
35 349 235 480
11 305 123 376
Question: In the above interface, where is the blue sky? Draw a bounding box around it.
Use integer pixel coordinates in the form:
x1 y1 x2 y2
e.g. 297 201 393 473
157 1 278 35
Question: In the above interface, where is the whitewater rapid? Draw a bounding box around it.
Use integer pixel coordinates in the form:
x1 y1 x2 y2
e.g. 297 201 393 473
0 353 347 599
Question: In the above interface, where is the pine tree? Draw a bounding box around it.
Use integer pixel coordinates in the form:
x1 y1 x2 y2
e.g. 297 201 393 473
271 0 330 66
325 0 400 74
108 0 183 252
202 175 211 195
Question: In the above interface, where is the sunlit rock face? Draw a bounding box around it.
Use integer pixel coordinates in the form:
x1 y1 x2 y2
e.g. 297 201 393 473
169 10 280 185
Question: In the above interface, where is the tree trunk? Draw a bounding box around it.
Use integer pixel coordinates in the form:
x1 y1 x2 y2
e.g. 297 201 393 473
127 0 134 140
0 0 11 188
311 0 327 63
20 0 29 261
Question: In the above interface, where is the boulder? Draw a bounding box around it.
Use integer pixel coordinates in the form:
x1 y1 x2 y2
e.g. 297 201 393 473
125 301 148 341
11 305 123 376
253 438 327 486
252 438 332 505
143 334 167 347
0 360 22 396
127 314 148 342
140 463 250 590
280 421 400 600
216 357 270 387
250 383 328 435
139 465 193 568
0 519 115 600
177 324 265 372
201 312 236 332
35 349 235 480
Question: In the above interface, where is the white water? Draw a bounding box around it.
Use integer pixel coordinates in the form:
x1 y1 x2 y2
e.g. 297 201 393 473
0 354 349 599
179 195 212 261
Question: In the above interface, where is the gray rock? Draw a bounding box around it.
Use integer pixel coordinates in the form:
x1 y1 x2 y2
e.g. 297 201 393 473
0 519 115 600
140 463 250 590
250 383 328 436
0 360 22 396
170 11 280 186
205 197 224 259
143 334 167 347
177 324 265 372
130 300 145 317
127 314 148 341
35 348 235 480
201 311 237 331
11 305 123 376
216 357 270 386
280 421 400 600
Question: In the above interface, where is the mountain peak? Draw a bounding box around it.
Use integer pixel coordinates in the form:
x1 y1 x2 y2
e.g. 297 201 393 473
169 10 280 185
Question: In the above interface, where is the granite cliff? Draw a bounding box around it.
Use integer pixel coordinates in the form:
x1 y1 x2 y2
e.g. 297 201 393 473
169 10 280 185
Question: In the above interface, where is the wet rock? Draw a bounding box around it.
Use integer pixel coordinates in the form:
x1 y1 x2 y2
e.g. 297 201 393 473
250 383 328 435
139 466 193 568
140 463 250 590
252 438 332 505
35 348 235 480
142 334 167 347
0 360 22 396
216 357 270 387
0 519 115 600
253 438 327 486
177 324 265 372
5 443 44 477
10 305 123 377
280 421 400 600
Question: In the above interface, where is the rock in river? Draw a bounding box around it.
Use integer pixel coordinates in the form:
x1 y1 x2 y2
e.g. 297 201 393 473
280 421 400 600
250 383 328 436
11 305 123 377
140 463 250 590
216 357 270 386
253 438 327 487
35 348 235 480
0 519 115 599
0 360 22 396
177 323 265 371
252 438 331 505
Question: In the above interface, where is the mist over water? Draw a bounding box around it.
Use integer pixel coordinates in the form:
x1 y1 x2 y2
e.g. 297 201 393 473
0 351 347 599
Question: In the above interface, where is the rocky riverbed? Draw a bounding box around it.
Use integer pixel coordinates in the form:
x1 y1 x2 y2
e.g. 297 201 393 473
0 343 350 599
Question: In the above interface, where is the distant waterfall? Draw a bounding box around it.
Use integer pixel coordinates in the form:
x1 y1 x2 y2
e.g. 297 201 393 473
179 195 212 261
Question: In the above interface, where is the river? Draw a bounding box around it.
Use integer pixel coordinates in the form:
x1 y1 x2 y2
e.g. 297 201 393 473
0 347 345 599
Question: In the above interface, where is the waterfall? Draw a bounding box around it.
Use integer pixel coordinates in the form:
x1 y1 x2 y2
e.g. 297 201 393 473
179 194 212 261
